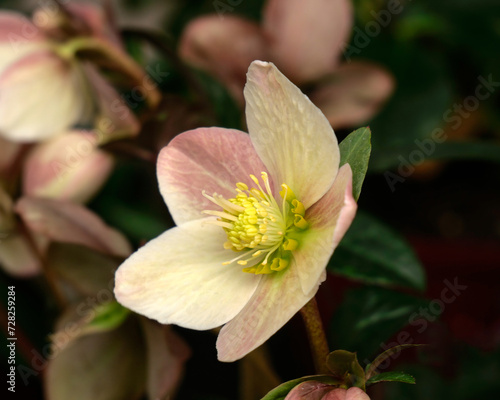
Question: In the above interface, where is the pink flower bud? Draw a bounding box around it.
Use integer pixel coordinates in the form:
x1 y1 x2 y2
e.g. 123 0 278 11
22 130 114 203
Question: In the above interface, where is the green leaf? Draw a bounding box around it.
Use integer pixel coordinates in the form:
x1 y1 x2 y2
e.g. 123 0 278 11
326 350 366 390
366 344 425 379
339 127 372 202
261 375 339 400
367 371 416 386
328 210 426 291
329 287 427 361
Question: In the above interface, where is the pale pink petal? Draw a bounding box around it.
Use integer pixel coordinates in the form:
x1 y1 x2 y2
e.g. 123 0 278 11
285 381 335 400
23 130 114 203
310 61 395 129
324 387 370 400
0 232 41 277
83 65 141 143
296 164 356 294
179 15 267 104
114 218 261 330
0 12 44 43
217 264 323 362
15 197 131 258
263 0 353 83
141 319 190 399
157 127 268 225
0 12 46 70
245 61 339 208
0 51 91 142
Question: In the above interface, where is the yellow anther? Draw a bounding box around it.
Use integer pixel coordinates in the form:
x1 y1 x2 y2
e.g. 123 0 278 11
237 260 248 265
236 182 248 191
294 215 309 230
250 174 259 185
283 238 298 251
291 199 305 216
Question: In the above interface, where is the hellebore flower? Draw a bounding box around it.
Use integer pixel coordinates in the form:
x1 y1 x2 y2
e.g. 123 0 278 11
0 3 151 142
179 0 394 128
114 61 357 361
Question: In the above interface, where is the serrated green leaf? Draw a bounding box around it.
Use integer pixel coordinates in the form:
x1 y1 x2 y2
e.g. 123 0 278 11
328 210 426 290
366 344 425 379
261 375 339 400
326 350 366 390
339 127 371 202
367 371 416 386
329 287 427 361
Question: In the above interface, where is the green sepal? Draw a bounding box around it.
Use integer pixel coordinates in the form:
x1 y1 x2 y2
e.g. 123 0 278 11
325 350 366 390
339 127 371 202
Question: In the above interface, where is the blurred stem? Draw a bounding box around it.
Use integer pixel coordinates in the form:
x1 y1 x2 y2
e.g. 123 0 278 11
300 297 330 374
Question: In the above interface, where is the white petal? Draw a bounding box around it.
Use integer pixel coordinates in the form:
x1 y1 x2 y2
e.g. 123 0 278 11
114 219 261 330
244 61 339 208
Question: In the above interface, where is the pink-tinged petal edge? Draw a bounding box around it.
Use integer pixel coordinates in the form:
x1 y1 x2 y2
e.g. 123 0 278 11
15 197 131 258
0 11 45 43
114 219 261 330
179 15 267 104
295 164 357 295
245 61 339 209
217 264 325 362
157 127 269 225
263 0 353 83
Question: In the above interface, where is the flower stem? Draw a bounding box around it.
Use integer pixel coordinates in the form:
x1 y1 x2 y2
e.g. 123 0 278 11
299 297 330 374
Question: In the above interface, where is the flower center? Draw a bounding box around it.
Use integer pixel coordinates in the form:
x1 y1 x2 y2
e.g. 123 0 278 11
202 172 309 274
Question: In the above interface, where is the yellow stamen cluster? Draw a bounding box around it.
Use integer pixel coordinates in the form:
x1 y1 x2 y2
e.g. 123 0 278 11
203 172 309 274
